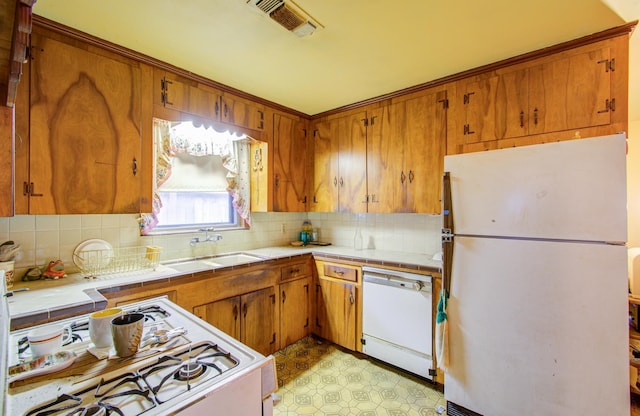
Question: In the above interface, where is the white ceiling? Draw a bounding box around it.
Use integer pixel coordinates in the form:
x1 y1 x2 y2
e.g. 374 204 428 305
32 0 637 116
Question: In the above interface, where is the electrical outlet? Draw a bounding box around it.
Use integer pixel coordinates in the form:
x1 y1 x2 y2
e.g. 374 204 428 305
281 224 286 234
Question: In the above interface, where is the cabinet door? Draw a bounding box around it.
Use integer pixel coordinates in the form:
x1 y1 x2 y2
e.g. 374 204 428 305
29 33 141 214
241 286 277 356
366 104 403 213
528 47 611 135
311 119 339 212
403 91 447 214
221 94 265 130
193 296 241 340
338 112 368 213
155 69 222 120
273 113 307 212
461 68 528 144
315 277 357 350
280 277 310 348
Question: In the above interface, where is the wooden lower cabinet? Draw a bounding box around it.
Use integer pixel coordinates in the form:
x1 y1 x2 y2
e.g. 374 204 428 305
315 276 358 350
280 277 310 347
193 286 277 356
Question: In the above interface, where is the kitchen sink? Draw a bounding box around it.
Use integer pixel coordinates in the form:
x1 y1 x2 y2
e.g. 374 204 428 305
201 253 266 267
167 253 266 273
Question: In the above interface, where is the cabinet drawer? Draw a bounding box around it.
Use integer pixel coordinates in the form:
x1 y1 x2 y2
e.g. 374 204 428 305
281 262 309 281
323 264 358 282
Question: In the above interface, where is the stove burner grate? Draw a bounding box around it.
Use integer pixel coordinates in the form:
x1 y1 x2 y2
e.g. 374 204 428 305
24 372 156 416
139 342 240 404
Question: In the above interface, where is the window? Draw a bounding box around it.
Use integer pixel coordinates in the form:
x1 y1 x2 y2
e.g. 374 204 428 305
139 119 252 235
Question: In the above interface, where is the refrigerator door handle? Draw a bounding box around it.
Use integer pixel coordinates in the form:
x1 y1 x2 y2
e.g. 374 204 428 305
442 172 454 294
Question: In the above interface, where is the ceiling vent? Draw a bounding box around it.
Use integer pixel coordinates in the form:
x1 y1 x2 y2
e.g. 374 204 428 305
246 0 323 37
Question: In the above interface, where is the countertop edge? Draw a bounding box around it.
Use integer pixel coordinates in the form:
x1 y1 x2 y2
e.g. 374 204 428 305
9 246 442 330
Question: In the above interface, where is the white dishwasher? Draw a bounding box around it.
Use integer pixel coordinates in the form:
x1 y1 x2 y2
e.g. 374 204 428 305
361 266 434 379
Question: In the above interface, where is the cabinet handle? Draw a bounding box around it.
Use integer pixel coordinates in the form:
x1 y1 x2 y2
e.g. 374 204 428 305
408 170 414 183
333 177 338 187
233 304 238 321
400 171 406 184
282 290 286 303
304 284 309 293
519 111 524 128
290 268 300 274
224 103 229 118
275 174 279 188
132 157 137 176
361 118 369 127
533 108 539 125
271 333 276 344
302 196 307 204
243 303 248 318
313 195 318 204
215 101 220 117
370 116 377 125
349 290 354 305
339 177 344 187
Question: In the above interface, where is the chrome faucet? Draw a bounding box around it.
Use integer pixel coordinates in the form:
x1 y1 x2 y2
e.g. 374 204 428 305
190 227 223 246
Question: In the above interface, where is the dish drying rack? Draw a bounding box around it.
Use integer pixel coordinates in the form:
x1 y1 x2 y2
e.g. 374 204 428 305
73 246 162 277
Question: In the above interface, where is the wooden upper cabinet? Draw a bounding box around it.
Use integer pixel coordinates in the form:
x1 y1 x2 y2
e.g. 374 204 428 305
528 47 611 135
367 90 447 214
310 117 339 212
273 113 308 212
154 69 222 120
459 68 529 144
28 31 142 214
452 37 626 154
311 111 367 213
366 104 402 213
221 94 265 131
402 91 446 214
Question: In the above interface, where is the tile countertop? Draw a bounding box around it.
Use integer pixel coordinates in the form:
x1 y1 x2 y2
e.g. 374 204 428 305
6 245 442 330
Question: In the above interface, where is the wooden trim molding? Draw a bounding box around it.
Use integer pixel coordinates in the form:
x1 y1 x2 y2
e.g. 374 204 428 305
31 14 309 119
29 15 637 120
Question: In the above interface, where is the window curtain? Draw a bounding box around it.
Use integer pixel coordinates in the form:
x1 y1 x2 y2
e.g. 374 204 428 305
139 119 252 235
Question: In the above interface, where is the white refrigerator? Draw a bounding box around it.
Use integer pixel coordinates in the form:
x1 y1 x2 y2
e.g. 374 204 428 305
441 134 630 415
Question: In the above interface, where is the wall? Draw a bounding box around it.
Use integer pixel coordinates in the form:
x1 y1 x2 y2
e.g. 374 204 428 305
0 211 441 279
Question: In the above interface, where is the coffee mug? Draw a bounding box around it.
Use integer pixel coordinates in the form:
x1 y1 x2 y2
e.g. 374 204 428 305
89 308 122 348
28 324 72 357
111 313 144 357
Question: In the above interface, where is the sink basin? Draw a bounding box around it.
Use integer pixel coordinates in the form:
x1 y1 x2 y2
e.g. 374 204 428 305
201 253 266 267
167 253 266 273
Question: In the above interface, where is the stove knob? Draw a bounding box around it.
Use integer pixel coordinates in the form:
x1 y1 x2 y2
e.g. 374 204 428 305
413 281 424 291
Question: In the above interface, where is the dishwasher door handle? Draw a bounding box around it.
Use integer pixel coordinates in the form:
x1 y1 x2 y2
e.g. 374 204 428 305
363 274 432 292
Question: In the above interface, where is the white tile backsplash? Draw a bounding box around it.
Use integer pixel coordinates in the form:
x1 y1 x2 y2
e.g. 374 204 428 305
0 211 441 280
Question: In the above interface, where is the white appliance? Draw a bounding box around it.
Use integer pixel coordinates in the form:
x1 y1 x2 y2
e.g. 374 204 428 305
361 266 434 379
2 296 277 416
441 134 629 415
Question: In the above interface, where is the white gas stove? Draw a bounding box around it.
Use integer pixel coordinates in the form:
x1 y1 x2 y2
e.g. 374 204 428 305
1 293 276 416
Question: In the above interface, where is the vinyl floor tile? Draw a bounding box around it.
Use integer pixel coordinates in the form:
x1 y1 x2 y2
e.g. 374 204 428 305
273 337 446 416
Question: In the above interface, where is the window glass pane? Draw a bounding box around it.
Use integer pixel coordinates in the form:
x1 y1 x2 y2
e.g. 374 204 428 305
156 191 237 229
